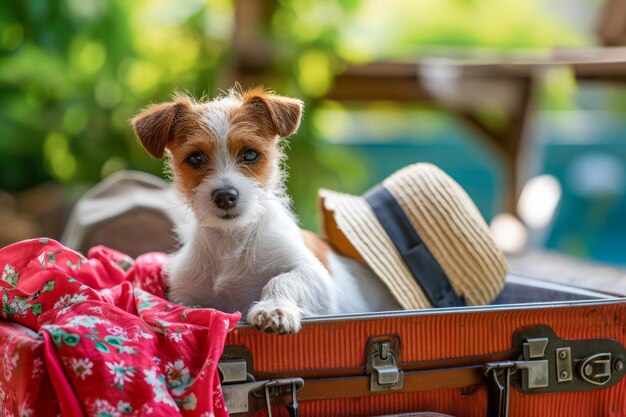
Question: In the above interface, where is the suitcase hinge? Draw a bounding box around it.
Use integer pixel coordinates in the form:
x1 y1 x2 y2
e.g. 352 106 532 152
366 336 404 391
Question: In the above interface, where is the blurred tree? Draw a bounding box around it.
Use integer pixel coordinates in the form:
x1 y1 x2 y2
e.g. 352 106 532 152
0 0 589 231
0 0 234 192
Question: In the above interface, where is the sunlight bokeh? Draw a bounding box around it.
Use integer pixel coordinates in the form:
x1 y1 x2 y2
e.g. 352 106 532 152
3 0 626 266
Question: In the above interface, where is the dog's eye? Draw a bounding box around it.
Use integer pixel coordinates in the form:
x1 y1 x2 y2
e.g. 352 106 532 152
242 149 259 163
186 152 207 168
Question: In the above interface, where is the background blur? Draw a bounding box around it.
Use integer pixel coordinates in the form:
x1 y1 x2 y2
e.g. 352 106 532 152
1 0 626 266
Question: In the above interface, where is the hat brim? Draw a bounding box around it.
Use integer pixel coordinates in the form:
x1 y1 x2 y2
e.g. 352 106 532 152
319 189 431 309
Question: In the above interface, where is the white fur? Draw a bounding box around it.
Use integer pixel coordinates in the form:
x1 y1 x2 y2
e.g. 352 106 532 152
166 93 399 334
200 93 239 143
329 253 402 312
191 170 264 230
167 193 340 333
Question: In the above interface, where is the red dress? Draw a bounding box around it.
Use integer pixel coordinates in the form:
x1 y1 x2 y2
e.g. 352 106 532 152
0 238 241 417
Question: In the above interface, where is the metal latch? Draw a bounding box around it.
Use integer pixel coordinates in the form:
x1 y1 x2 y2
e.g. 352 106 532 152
219 359 249 383
579 353 612 386
484 325 626 417
218 358 304 416
366 336 404 391
518 337 550 389
484 337 549 417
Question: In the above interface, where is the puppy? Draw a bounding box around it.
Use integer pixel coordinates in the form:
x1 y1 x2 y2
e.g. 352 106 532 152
131 88 399 334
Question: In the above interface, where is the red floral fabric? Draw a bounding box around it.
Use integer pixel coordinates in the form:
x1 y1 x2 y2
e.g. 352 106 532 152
0 238 241 417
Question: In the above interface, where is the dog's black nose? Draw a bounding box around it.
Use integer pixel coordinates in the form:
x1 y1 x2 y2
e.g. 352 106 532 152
212 187 239 210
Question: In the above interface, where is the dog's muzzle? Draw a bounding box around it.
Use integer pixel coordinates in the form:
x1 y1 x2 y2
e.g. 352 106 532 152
212 187 239 210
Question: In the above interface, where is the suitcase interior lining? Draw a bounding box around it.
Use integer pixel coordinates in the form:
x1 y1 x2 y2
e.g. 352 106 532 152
492 273 613 304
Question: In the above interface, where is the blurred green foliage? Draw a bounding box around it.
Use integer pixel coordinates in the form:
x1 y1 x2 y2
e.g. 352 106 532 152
1 0 236 193
0 0 591 230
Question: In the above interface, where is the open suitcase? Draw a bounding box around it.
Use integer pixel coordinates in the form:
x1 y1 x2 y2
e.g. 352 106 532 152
213 165 626 417
219 276 626 417
39 170 626 417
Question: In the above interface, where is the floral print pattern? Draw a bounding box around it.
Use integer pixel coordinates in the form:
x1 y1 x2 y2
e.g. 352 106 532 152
2 349 18 381
166 359 194 395
0 327 52 416
0 238 240 417
143 367 178 408
69 357 94 380
91 399 122 417
106 360 137 389
53 292 88 316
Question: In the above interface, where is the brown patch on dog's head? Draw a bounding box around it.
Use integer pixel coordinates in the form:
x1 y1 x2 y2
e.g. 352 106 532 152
236 88 303 138
225 89 303 188
131 93 216 199
166 127 218 200
224 127 278 188
131 88 304 203
130 93 198 159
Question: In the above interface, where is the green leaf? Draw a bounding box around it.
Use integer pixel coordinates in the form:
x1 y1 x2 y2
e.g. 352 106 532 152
63 333 80 346
51 335 63 348
104 336 122 346
30 303 43 316
47 328 64 348
137 300 157 312
95 341 110 353
42 280 56 292
117 401 132 413
3 304 15 316
117 346 137 354
48 250 62 263
3 267 19 287
181 393 198 411
7 273 18 287
66 259 83 270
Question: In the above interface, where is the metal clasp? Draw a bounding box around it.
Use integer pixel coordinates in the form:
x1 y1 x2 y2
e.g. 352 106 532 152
484 337 549 417
219 358 304 415
259 379 303 417
517 337 549 390
366 336 404 391
579 353 612 386
484 362 514 417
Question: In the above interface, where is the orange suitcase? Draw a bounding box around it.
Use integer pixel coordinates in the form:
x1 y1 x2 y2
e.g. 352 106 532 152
219 278 626 417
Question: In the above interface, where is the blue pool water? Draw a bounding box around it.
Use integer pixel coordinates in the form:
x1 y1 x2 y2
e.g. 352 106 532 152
325 110 626 266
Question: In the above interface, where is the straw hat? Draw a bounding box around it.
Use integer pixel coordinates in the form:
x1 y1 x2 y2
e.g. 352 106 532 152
319 163 508 310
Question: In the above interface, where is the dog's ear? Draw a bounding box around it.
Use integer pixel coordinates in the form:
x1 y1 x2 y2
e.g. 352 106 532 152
242 90 304 138
130 95 195 159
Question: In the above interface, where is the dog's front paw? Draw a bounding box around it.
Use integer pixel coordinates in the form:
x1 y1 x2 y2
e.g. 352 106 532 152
246 299 302 334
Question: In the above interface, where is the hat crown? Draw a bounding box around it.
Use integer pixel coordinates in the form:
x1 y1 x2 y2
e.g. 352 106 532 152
320 162 508 309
